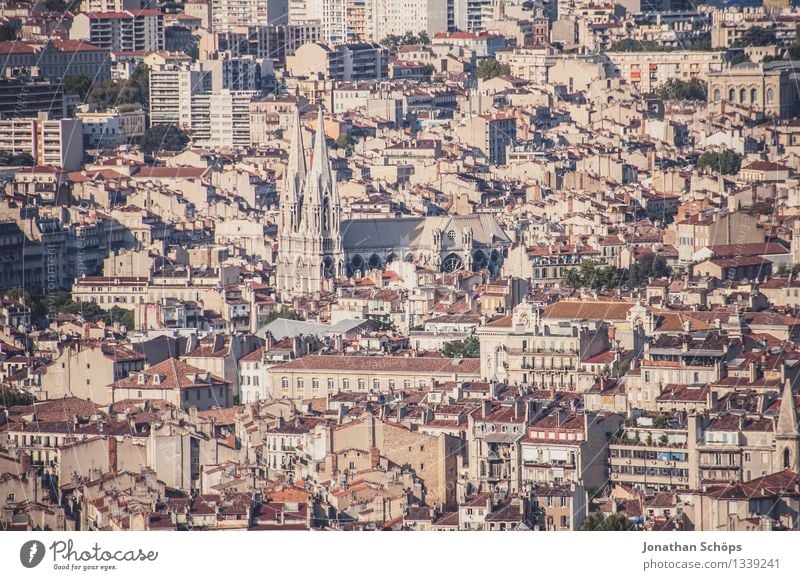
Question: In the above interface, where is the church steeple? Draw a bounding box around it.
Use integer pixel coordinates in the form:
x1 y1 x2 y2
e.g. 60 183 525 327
776 378 799 471
275 105 344 297
282 106 306 234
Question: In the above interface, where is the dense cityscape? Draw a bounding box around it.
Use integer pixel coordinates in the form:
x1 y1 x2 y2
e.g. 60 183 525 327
1 0 800 533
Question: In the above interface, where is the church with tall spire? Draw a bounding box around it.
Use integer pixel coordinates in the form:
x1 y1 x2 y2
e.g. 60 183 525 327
276 106 511 298
276 107 344 295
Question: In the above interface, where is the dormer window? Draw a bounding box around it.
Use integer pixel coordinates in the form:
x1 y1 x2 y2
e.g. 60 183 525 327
137 374 146 385
153 374 161 385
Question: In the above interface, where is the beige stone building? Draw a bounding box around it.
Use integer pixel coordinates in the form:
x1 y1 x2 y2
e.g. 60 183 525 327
707 62 800 119
268 354 480 400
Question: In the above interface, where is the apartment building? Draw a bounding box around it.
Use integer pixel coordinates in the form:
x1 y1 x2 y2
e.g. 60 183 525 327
608 416 692 492
520 410 624 490
478 302 610 389
149 63 212 128
432 31 506 58
70 10 165 52
496 46 556 84
707 62 800 120
373 0 447 41
191 90 257 149
267 354 480 400
286 42 388 81
0 115 84 170
605 50 724 95
211 0 288 32
109 358 232 410
0 39 110 81
457 112 516 165
77 107 146 148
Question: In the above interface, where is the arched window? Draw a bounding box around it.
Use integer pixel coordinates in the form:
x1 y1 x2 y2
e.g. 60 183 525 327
327 378 335 391
784 448 791 469
739 88 746 103
297 378 304 390
728 88 735 101
767 88 774 103
750 88 757 104
373 378 380 389
281 377 289 390
312 378 320 390
357 378 366 390
713 88 721 102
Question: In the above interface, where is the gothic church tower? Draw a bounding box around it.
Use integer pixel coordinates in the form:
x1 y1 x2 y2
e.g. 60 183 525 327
276 107 344 297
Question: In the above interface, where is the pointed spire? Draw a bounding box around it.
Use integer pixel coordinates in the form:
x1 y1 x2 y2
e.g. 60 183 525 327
308 106 333 187
778 378 799 437
285 105 306 194
282 106 306 233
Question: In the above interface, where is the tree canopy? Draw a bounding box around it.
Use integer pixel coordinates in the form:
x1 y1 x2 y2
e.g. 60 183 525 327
442 335 480 358
562 260 620 290
87 64 149 110
381 31 431 49
626 252 671 288
733 27 777 48
0 150 35 166
476 58 511 81
697 149 742 175
63 75 94 100
140 124 190 155
653 78 707 101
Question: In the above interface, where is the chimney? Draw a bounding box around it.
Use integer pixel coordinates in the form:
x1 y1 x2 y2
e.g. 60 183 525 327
482 400 491 419
370 446 380 469
108 436 118 473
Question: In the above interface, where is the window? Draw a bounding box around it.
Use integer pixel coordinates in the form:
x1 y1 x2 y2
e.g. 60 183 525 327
767 88 774 103
373 379 380 389
281 377 289 390
327 378 335 390
312 378 320 390
357 378 366 390
343 378 350 390
297 378 304 390
388 379 395 388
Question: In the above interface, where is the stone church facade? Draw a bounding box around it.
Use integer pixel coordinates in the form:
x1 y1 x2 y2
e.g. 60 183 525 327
276 107 511 298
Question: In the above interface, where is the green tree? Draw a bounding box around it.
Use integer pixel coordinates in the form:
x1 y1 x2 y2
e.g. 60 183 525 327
697 149 742 175
0 387 35 407
442 335 480 358
0 150 35 166
476 58 511 81
562 260 620 290
63 75 93 100
627 252 671 288
653 78 706 101
0 23 16 41
733 27 777 48
580 513 634 531
380 31 430 49
607 39 668 52
109 306 135 329
140 124 190 155
88 64 149 110
259 307 305 327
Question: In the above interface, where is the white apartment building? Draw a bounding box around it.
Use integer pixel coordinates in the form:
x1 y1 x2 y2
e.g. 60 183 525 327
0 115 84 170
191 90 257 149
149 64 211 128
70 10 165 52
496 45 556 85
605 50 725 94
81 0 142 11
372 0 447 41
77 107 146 148
211 0 288 31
